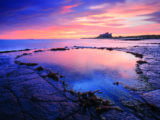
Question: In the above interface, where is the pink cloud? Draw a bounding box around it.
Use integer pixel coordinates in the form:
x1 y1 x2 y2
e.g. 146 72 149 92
60 4 79 14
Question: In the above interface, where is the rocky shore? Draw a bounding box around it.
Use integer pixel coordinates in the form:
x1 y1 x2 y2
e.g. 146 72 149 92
0 44 160 120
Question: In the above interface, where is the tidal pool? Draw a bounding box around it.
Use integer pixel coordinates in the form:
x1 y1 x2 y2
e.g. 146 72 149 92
19 48 140 103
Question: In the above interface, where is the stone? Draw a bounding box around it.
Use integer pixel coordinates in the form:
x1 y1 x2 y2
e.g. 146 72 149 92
101 110 140 120
142 89 160 108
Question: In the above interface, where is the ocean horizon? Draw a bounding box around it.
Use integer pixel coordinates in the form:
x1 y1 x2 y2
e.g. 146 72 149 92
1 38 160 52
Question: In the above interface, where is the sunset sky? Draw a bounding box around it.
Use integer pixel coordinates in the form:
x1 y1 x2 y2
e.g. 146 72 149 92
0 0 160 39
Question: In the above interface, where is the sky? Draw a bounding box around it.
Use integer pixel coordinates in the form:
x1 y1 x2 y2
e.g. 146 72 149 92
0 0 160 39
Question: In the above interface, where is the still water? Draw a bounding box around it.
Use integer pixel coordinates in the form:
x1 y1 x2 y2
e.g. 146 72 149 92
0 39 159 51
19 48 140 103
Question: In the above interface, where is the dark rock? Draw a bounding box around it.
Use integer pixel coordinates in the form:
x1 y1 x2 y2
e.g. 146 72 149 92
135 65 143 74
98 47 106 50
0 50 17 53
103 100 110 106
67 89 75 95
113 82 119 85
81 92 88 100
15 55 21 59
88 91 96 97
20 49 31 51
142 90 160 109
0 49 31 54
73 113 91 120
48 71 59 81
50 47 69 51
60 75 65 78
101 110 139 120
34 50 43 53
35 66 44 71
107 48 113 51
127 52 143 58
22 53 30 55
15 60 38 66
137 60 147 64
97 106 124 114
15 53 32 59
96 106 111 113
62 80 67 86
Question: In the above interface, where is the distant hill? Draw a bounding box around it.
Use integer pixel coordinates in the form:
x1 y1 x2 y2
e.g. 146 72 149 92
96 32 112 39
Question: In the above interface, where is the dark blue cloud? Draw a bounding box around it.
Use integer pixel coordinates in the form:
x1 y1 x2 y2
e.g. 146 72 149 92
146 12 160 23
0 0 63 32
0 0 125 33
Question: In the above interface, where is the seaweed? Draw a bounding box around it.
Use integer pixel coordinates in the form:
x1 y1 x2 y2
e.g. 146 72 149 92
50 47 69 51
34 50 43 53
15 53 32 59
48 71 59 81
127 52 143 58
35 66 44 71
0 49 31 54
137 60 147 64
15 60 38 66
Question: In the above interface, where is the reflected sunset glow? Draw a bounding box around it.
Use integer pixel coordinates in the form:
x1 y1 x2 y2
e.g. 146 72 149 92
18 48 143 101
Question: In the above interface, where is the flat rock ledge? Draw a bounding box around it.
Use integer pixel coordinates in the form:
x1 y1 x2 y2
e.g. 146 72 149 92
142 90 160 109
0 64 88 120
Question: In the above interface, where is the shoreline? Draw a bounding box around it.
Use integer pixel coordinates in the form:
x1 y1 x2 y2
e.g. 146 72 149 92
0 45 160 119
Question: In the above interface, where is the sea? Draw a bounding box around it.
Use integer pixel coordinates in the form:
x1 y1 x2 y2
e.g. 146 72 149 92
0 38 159 51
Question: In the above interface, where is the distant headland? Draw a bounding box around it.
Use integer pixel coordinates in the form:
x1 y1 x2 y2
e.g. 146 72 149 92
81 32 160 40
96 32 112 39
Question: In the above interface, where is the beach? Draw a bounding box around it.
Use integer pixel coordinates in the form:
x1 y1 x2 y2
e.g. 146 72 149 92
0 39 160 119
